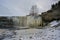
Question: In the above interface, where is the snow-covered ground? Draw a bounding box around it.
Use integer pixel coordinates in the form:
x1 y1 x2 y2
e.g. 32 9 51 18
0 27 59 40
0 20 60 40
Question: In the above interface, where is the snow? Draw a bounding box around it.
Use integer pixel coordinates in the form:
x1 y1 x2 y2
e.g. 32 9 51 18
0 27 59 40
1 20 60 40
48 21 60 27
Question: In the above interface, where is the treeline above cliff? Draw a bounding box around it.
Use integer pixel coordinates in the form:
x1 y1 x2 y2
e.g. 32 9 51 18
42 1 60 22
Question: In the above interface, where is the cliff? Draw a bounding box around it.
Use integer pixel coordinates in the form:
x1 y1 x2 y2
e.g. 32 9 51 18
42 1 60 22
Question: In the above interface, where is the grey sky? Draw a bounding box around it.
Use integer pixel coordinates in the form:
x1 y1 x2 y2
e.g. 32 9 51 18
0 0 59 16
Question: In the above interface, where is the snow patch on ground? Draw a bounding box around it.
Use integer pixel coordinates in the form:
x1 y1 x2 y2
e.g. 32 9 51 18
0 28 59 40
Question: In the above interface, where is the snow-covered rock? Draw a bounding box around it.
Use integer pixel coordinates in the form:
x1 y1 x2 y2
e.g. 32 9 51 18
48 21 60 27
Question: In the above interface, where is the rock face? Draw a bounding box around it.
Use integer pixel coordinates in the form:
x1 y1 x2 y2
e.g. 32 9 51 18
0 17 14 28
27 15 42 28
12 16 27 27
42 1 60 22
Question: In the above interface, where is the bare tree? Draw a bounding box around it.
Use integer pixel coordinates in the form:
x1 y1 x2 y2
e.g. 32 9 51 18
29 5 39 16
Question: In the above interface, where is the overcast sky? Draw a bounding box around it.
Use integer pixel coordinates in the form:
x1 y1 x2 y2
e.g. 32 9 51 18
0 0 59 16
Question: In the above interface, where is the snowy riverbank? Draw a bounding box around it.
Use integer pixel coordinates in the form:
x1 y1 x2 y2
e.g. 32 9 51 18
0 27 60 40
